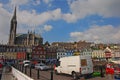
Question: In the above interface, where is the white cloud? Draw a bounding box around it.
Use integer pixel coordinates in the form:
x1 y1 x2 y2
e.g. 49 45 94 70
63 13 77 23
35 0 41 5
17 8 61 28
66 0 120 22
43 25 52 31
0 3 11 44
70 32 83 37
33 0 41 6
51 8 61 20
9 0 29 6
43 0 52 7
70 25 120 43
43 0 50 4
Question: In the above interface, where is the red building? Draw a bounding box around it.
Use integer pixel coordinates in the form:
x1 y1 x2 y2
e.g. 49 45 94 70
104 47 112 60
32 45 46 61
45 47 57 62
17 52 26 60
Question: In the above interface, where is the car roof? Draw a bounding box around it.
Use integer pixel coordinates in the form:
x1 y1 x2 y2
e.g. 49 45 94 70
23 60 30 63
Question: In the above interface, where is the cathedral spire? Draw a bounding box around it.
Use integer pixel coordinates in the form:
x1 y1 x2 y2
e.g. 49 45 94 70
13 6 16 19
9 6 17 45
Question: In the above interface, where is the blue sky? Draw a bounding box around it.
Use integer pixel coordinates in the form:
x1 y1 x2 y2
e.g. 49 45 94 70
0 0 120 44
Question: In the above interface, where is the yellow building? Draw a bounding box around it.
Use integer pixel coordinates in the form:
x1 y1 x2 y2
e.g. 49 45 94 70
92 50 105 59
3 52 17 60
73 51 80 56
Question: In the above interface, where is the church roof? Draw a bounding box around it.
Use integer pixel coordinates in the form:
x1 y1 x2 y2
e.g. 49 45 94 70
16 33 27 38
35 34 42 38
16 33 42 38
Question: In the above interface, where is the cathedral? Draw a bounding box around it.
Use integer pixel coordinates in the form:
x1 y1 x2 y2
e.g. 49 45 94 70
8 7 43 46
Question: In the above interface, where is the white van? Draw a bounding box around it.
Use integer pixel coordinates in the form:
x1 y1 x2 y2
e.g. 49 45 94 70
54 55 93 79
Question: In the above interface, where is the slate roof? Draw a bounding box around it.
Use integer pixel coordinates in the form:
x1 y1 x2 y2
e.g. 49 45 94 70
16 33 42 38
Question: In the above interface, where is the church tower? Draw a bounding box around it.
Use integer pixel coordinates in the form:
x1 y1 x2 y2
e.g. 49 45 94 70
8 7 17 45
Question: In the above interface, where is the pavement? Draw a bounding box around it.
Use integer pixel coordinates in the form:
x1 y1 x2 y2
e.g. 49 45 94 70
1 66 16 80
0 68 2 79
0 66 117 80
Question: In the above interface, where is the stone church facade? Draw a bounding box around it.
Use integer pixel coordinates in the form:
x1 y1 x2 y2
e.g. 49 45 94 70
8 7 43 46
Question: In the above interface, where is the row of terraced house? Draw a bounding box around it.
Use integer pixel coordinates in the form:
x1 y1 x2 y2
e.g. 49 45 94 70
0 41 120 63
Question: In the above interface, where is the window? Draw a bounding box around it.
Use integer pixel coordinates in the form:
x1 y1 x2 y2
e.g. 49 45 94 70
81 59 87 67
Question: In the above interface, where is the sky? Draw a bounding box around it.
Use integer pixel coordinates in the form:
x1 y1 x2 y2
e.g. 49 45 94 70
0 0 120 44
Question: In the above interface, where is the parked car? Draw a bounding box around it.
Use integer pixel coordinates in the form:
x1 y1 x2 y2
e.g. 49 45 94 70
114 63 120 79
35 63 50 70
29 63 35 68
23 60 30 67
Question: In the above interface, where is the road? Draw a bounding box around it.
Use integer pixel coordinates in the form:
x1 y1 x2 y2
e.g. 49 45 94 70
25 68 74 80
19 67 114 80
0 68 2 80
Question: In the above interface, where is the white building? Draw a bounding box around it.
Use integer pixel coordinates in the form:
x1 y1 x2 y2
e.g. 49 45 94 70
57 49 74 59
80 50 92 56
92 50 105 60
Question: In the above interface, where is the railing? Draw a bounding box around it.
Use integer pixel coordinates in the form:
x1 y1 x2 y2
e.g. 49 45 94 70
12 67 34 80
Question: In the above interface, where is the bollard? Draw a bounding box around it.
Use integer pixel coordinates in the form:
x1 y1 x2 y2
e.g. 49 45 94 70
19 65 20 71
16 64 17 69
17 64 18 69
22 65 24 72
14 64 16 68
18 64 20 70
30 67 32 77
17 64 19 69
25 66 27 74
50 70 53 80
100 65 104 77
37 69 39 79
19 65 21 70
20 65 22 71
18 64 19 70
